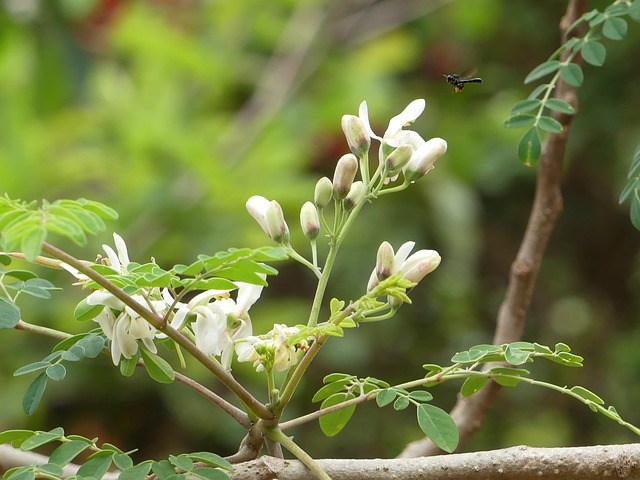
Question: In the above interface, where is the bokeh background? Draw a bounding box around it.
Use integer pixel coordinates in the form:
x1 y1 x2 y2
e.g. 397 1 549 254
2 0 640 462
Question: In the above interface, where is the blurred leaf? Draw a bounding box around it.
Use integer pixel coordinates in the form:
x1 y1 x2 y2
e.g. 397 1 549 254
460 376 488 397
0 298 21 329
76 455 113 479
631 193 640 230
560 63 584 86
45 364 67 381
545 98 575 114
510 99 541 115
504 345 531 365
538 116 563 134
190 467 230 480
570 386 604 405
74 300 105 321
524 60 560 84
20 429 62 450
518 127 541 166
503 114 536 129
408 390 433 402
393 396 410 411
602 17 627 40
119 462 152 480
140 348 175 384
49 440 90 466
22 373 48 415
376 388 398 407
187 452 233 471
20 227 46 262
581 40 606 66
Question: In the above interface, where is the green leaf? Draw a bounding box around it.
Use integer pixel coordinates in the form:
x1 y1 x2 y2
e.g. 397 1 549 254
37 464 64 476
0 430 34 447
555 342 571 352
0 253 11 265
74 299 105 321
393 396 410 411
0 297 21 329
22 373 48 415
581 40 606 66
49 440 90 466
120 355 139 377
62 344 86 362
312 380 351 403
545 98 575 115
190 467 230 480
140 348 175 384
13 362 50 376
620 178 640 204
76 455 113 479
408 390 433 402
504 345 531 365
537 116 563 134
524 60 561 84
489 367 530 387
631 193 640 231
570 386 604 405
169 455 194 472
76 334 106 358
20 227 46 262
46 364 67 381
560 63 583 87
510 99 541 115
152 460 177 480
113 453 134 470
528 84 550 99
518 127 541 166
318 392 356 437
322 373 354 384
460 376 489 397
20 431 62 451
186 452 233 471
376 388 398 407
503 114 536 129
80 199 119 221
119 463 151 480
422 364 443 375
6 468 35 480
416 404 459 453
603 17 627 40
629 0 640 20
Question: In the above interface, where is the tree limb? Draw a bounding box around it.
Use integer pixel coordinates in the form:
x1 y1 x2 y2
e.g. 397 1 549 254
398 0 589 458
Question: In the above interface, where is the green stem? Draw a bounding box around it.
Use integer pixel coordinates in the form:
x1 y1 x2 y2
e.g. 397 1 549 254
41 242 273 421
287 247 321 278
266 428 331 480
15 320 72 340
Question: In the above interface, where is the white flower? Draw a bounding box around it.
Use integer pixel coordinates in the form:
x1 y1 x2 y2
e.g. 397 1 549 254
367 241 441 291
358 99 426 146
102 232 131 274
235 323 301 372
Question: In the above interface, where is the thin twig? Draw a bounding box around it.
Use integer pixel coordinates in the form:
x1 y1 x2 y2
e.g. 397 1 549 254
397 0 589 458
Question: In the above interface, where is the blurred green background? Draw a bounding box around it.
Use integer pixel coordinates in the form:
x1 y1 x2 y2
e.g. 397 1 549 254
2 0 640 461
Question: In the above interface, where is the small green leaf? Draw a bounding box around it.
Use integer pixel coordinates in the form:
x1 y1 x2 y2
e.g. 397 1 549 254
504 345 531 365
524 60 561 84
555 342 571 352
4 270 37 281
6 468 36 480
62 344 86 362
22 373 48 415
528 84 549 99
631 194 640 231
581 40 606 66
152 460 177 480
408 390 433 402
319 392 356 437
46 364 67 381
322 373 353 384
416 404 459 453
76 455 113 479
545 98 575 115
13 362 50 376
510 99 541 115
603 17 627 40
20 227 46 262
76 334 106 358
422 364 443 375
118 462 151 480
0 297 21 329
0 430 34 447
187 452 233 471
538 116 563 134
74 299 105 321
37 464 64 476
376 389 398 407
518 127 541 165
140 348 175 384
393 396 410 411
169 455 194 472
190 467 230 480
503 114 536 129
0 253 11 265
49 440 90 466
120 356 138 377
570 386 604 405
460 376 489 397
560 63 583 87
629 0 640 20
312 380 351 403
20 431 62 451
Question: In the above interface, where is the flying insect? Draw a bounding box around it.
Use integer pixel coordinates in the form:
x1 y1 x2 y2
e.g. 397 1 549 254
443 73 483 93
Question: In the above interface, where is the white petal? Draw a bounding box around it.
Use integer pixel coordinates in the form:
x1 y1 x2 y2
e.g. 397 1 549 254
358 101 382 141
94 308 115 340
113 316 138 362
246 196 272 236
384 99 426 139
112 233 131 268
192 309 223 356
235 277 265 314
102 244 121 272
86 291 125 310
393 242 416 272
400 250 441 283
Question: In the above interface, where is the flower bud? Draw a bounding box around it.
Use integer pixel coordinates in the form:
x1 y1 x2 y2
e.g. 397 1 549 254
246 195 271 236
266 200 290 244
314 177 333 209
333 154 359 200
403 137 447 183
385 144 413 174
400 249 441 284
344 181 366 211
341 114 371 157
375 241 395 281
300 201 320 240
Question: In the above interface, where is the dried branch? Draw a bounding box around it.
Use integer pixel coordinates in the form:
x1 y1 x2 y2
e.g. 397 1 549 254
398 0 589 458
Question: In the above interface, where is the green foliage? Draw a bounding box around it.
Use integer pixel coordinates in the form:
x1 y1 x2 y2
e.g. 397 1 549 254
505 0 640 165
416 404 459 453
13 333 105 414
0 197 117 261
140 347 175 384
619 142 640 230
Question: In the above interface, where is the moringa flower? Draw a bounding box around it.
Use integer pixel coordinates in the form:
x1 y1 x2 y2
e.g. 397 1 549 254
367 241 441 292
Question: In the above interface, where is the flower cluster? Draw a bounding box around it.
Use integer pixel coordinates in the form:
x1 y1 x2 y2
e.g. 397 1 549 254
236 324 305 372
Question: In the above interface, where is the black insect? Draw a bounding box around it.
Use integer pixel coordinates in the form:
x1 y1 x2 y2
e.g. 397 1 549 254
443 72 483 93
